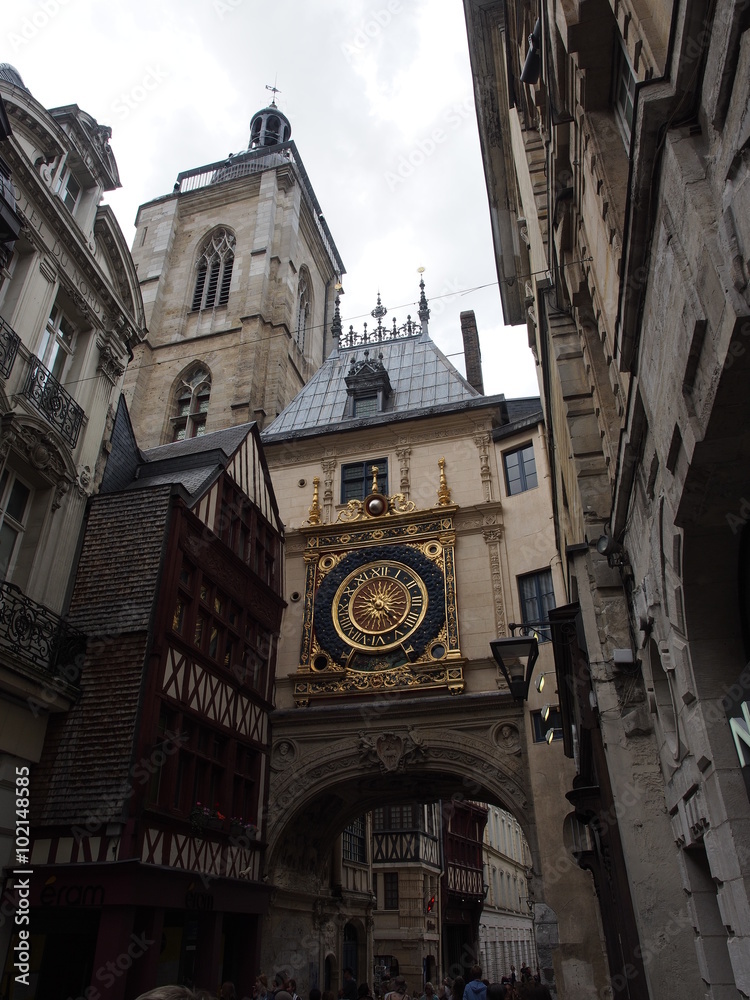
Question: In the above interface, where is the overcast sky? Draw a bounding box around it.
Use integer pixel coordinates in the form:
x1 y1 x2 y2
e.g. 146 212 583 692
7 0 540 399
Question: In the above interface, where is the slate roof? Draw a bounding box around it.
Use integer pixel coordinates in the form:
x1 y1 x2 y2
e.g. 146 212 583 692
494 397 545 439
131 425 261 501
262 331 507 442
101 398 261 505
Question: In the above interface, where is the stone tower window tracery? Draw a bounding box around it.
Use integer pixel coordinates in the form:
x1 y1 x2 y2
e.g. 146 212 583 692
295 270 311 351
191 229 236 312
171 366 212 441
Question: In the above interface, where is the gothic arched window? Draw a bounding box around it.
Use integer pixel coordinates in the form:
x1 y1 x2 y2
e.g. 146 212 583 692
191 229 235 311
171 366 211 441
295 270 310 351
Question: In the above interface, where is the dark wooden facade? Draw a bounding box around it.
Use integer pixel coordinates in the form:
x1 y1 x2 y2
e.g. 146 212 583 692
14 415 284 997
441 800 488 975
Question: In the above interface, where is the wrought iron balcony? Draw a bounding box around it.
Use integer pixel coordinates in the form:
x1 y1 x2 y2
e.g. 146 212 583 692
0 581 86 686
0 316 20 379
21 356 85 447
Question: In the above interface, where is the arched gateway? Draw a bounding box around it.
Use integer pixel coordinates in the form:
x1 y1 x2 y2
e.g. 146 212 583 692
260 285 609 996
262 695 545 984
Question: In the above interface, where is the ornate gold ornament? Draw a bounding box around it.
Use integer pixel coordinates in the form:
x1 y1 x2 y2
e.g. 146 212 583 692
295 481 464 702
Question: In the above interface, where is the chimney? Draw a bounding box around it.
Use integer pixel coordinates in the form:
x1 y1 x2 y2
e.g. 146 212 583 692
460 311 484 394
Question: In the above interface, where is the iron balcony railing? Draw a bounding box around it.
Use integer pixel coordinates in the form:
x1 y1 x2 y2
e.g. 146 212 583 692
0 581 86 686
21 356 85 447
0 315 20 380
175 140 345 276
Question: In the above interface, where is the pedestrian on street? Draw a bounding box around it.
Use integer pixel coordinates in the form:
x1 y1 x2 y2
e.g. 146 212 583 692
342 968 358 1000
463 966 487 1000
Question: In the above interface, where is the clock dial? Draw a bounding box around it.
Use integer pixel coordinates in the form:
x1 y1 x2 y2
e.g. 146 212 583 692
333 561 428 651
313 543 446 665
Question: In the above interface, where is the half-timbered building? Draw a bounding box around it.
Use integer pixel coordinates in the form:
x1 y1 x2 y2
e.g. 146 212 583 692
21 404 284 996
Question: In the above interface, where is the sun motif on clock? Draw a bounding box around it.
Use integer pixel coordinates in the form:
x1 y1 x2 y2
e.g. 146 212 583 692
313 544 445 666
333 560 428 651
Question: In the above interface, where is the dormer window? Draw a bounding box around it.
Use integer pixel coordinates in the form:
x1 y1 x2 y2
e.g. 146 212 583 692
61 172 81 213
353 395 378 417
344 350 392 418
52 162 83 216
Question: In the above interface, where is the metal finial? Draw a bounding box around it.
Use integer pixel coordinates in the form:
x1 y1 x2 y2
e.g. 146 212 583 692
265 82 281 106
418 273 430 324
437 457 452 506
331 293 342 341
371 465 380 494
371 292 387 321
308 477 322 524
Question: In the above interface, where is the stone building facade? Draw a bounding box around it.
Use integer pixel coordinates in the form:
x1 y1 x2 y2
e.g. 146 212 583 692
0 65 144 983
371 801 441 989
465 0 750 993
479 805 537 981
260 287 610 995
123 102 344 448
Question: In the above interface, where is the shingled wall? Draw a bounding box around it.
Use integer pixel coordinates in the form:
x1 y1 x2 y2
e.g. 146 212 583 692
34 486 173 826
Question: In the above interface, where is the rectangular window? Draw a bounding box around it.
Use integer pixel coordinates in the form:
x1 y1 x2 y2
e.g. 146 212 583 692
343 816 367 863
62 172 81 213
0 469 31 580
353 395 378 417
518 569 555 637
504 444 538 495
383 872 399 910
613 41 637 143
532 707 562 742
341 458 388 502
38 304 77 382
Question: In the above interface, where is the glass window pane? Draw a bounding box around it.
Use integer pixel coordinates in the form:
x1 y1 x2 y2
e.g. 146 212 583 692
354 396 378 417
6 479 30 523
0 521 18 577
58 315 76 346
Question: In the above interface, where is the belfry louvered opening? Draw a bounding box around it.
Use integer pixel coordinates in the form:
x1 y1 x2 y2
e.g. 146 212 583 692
191 228 236 311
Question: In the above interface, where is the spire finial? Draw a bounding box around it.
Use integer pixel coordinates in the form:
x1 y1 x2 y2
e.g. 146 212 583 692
308 477 322 524
437 457 452 506
331 291 342 341
417 267 430 326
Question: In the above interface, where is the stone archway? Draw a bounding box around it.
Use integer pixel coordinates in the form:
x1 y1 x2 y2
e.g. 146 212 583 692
266 693 536 876
260 691 549 989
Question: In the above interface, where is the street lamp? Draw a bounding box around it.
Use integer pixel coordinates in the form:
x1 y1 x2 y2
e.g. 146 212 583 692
490 631 539 701
534 670 556 693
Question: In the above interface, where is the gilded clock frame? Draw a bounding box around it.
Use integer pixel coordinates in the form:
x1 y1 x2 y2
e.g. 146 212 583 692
294 496 464 704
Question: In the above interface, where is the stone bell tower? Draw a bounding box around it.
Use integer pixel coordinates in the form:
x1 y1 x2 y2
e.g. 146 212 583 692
123 97 345 447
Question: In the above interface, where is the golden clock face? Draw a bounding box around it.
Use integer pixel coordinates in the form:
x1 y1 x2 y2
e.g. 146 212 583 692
313 543 446 666
333 561 428 651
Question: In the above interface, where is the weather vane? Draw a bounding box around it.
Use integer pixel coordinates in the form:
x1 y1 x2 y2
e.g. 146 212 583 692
265 82 281 106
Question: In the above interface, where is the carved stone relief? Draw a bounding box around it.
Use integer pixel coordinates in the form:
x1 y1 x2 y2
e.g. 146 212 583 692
474 431 494 501
483 528 507 637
